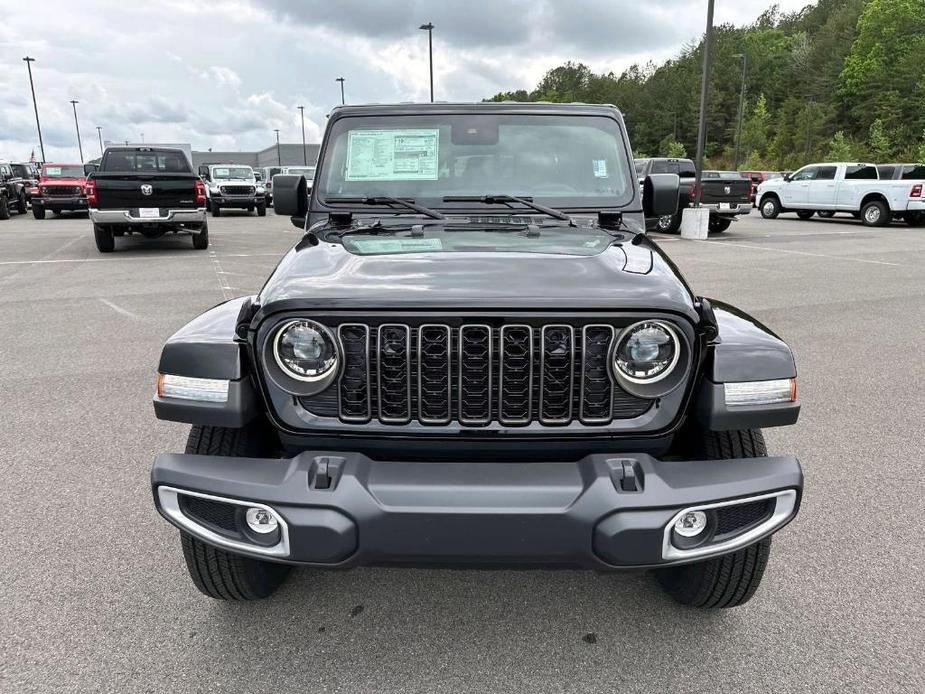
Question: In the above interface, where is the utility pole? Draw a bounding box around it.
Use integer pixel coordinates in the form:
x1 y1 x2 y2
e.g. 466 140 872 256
274 129 281 165
693 0 715 207
732 53 747 170
336 77 345 105
23 57 45 162
298 105 307 165
96 126 104 156
70 100 84 163
419 22 435 102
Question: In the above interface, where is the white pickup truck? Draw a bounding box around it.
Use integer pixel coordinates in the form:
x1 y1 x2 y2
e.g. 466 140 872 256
757 162 925 227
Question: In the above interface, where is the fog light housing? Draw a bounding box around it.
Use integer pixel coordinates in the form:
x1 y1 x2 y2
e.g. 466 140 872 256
674 510 708 538
245 507 279 534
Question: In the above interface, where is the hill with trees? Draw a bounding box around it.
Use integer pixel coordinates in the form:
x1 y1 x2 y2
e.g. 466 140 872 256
485 0 925 170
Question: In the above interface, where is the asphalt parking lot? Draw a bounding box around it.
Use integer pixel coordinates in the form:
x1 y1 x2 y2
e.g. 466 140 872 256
2 210 923 693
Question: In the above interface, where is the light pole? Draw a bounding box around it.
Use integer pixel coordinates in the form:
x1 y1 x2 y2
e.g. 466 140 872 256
70 99 84 163
732 53 747 170
335 77 345 105
692 0 715 208
298 105 307 165
419 22 434 102
274 129 281 165
96 126 104 156
23 57 45 162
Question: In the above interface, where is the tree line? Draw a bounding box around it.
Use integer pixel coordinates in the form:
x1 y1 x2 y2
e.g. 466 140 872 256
485 0 925 170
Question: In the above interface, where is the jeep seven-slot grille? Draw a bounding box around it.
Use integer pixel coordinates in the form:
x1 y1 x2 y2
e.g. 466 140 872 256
220 185 255 196
44 185 82 196
327 322 652 427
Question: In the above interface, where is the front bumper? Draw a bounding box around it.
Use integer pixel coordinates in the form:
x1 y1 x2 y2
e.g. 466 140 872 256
34 196 87 211
211 195 264 208
89 207 207 225
152 451 802 569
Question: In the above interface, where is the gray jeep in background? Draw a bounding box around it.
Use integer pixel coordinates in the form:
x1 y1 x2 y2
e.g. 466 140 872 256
199 164 267 216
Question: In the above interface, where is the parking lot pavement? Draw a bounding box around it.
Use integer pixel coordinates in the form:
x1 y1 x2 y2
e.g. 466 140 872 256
2 210 923 693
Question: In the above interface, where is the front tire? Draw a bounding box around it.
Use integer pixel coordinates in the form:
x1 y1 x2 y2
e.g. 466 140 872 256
211 201 221 217
655 429 774 608
817 211 835 218
655 213 682 234
32 205 45 220
16 193 27 214
861 200 889 227
179 423 289 600
257 201 267 216
796 210 814 220
0 196 9 220
708 216 731 233
759 196 780 219
93 223 115 253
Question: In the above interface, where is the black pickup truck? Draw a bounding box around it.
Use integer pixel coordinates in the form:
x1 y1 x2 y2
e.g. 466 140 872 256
635 158 751 233
88 147 209 253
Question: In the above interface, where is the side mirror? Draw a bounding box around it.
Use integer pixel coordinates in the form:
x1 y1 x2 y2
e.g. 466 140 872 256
273 174 308 228
643 173 680 218
783 174 791 182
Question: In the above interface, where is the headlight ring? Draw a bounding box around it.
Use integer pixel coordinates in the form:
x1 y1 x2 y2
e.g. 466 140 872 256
272 319 339 382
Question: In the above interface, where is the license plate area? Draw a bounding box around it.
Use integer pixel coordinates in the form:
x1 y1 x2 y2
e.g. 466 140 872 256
138 207 161 218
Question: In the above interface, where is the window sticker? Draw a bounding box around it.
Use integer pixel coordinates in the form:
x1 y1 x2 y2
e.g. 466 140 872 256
45 167 62 176
592 159 609 178
345 129 439 181
213 168 230 177
349 238 444 254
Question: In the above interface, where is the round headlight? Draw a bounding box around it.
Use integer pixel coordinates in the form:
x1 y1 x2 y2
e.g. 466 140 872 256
614 321 680 383
273 320 338 381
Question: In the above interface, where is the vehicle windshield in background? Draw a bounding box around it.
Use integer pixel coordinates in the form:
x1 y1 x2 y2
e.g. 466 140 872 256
101 150 191 173
11 164 33 178
212 166 253 179
316 114 633 208
286 166 315 179
900 164 925 179
42 165 85 178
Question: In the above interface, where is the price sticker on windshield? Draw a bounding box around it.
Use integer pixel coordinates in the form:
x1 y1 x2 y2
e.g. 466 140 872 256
345 129 439 181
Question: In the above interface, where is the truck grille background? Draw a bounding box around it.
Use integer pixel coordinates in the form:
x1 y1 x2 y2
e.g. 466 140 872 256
301 321 653 427
44 186 82 196
220 185 255 196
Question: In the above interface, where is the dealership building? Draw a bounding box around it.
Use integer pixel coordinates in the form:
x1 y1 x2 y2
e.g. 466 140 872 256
104 141 319 168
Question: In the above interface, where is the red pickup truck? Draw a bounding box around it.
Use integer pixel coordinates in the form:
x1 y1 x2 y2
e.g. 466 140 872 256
31 163 88 219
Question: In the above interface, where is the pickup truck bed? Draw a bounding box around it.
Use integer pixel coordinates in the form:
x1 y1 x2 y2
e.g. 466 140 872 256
88 147 209 252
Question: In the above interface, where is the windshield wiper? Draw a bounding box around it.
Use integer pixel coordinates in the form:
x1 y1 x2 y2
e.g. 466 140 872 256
442 194 576 226
324 196 445 220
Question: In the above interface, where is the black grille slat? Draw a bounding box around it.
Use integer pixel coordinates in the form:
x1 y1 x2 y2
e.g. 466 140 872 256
540 325 574 423
338 324 371 422
377 324 411 423
716 499 774 535
459 325 492 424
45 186 81 196
499 325 532 424
418 325 451 424
325 319 654 426
580 325 615 423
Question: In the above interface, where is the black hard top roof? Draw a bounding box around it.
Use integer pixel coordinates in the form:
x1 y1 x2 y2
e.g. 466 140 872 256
329 102 622 117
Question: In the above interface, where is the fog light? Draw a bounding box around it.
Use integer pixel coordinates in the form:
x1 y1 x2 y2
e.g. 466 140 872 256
245 507 278 534
674 510 708 538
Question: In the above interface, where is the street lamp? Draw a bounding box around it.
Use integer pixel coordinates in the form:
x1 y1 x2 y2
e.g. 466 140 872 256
732 53 747 170
70 99 84 164
419 22 434 102
274 128 281 165
298 105 307 165
22 57 46 162
96 126 104 156
335 77 345 105
692 0 715 208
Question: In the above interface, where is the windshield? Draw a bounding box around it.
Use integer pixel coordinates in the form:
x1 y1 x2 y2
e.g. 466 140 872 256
316 113 633 209
286 166 315 179
212 166 253 179
42 165 85 178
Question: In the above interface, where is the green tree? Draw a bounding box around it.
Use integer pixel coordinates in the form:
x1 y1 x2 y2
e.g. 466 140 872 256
740 94 771 163
916 131 925 163
827 131 856 160
867 118 893 161
659 135 687 158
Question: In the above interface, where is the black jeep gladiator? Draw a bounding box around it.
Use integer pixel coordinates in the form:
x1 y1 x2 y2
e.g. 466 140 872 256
0 162 29 218
151 103 802 608
88 146 208 252
634 158 751 233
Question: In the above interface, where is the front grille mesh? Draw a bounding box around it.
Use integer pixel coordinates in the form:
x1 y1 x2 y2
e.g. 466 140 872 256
220 185 255 195
179 495 237 532
44 185 81 196
716 499 774 535
326 321 653 427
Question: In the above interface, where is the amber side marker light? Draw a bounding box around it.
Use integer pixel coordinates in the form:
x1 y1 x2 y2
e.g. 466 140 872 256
724 378 797 407
156 373 229 403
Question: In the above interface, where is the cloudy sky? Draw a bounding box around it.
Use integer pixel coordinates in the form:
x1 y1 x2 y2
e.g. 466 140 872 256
1 0 810 162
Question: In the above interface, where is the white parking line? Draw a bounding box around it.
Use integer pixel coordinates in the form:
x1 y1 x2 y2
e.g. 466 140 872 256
0 252 284 267
703 239 902 266
98 298 141 321
208 249 233 300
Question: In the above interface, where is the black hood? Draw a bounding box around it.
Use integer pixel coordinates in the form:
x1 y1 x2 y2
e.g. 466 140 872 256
257 237 697 320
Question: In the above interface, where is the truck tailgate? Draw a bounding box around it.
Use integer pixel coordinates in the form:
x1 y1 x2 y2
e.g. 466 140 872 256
93 174 199 209
699 178 751 205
